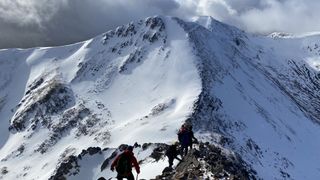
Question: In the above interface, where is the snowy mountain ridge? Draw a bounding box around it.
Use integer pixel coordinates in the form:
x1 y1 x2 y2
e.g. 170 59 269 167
0 16 320 179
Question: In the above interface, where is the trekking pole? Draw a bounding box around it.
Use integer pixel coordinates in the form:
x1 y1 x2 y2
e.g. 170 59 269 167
134 145 142 180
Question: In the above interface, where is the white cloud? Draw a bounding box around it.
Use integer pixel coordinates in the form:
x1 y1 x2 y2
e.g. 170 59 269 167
179 0 320 34
0 0 320 48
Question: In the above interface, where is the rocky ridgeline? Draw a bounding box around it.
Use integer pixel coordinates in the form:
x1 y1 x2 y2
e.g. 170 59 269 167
72 16 168 91
49 142 256 180
102 16 166 46
154 142 256 180
49 147 104 180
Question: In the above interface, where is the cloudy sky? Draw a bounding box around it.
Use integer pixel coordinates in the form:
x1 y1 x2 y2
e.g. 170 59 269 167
0 0 319 49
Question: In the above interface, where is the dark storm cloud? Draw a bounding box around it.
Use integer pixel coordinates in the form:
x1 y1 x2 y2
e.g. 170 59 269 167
42 0 181 46
0 0 180 49
0 0 320 49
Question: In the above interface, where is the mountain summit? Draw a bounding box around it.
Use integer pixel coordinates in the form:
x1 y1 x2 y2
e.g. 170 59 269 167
0 16 320 179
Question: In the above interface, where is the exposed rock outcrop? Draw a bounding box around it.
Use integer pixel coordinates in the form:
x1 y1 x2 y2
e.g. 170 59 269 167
155 142 256 180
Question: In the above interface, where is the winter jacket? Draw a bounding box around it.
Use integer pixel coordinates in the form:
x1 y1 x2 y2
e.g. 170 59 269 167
111 150 140 175
178 127 190 146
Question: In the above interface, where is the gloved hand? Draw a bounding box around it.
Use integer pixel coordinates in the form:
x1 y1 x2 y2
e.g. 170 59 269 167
110 167 114 172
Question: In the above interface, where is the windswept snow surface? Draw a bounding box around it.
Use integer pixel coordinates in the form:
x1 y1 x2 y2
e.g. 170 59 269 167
187 16 320 179
1 16 320 180
0 49 32 148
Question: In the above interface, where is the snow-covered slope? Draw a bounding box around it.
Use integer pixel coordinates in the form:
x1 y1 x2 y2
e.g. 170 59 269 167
0 16 320 180
0 17 201 180
186 16 320 179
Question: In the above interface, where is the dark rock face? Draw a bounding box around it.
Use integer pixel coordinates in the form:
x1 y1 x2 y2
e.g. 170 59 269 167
198 143 256 179
118 49 144 74
149 99 176 117
49 155 78 180
1 144 25 161
0 167 9 180
73 16 168 91
143 17 166 43
6 76 112 156
242 55 320 124
276 60 320 122
145 17 165 31
86 147 102 156
49 147 104 180
155 143 256 180
1 167 8 175
9 79 75 132
35 103 110 154
100 150 117 172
